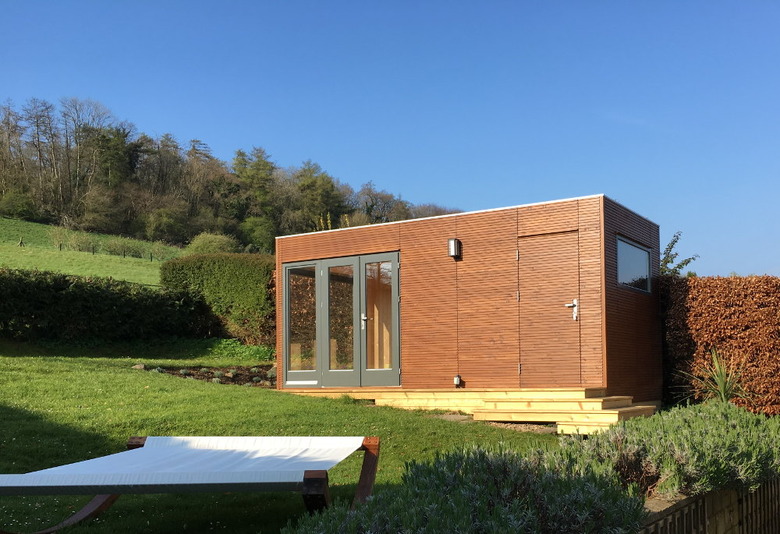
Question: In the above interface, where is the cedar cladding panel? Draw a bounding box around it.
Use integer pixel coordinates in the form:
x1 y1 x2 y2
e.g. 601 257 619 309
518 200 579 236
514 197 605 388
518 230 581 386
454 208 520 388
398 218 459 388
577 198 606 387
603 197 662 401
278 224 401 263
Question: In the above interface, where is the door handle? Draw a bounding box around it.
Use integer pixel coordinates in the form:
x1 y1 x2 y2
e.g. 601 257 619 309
564 299 578 321
361 313 368 330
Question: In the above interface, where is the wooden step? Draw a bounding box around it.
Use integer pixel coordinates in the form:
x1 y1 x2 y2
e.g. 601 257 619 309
555 421 614 435
473 404 656 424
286 388 657 434
481 396 634 411
473 405 656 424
374 397 486 412
288 387 613 414
288 387 608 400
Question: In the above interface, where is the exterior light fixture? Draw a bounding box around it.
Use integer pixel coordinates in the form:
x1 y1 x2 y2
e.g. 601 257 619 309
448 238 462 259
454 374 462 387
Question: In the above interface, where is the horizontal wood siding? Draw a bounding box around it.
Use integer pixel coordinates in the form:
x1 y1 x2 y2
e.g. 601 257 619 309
577 198 606 387
518 229 581 386
398 218 459 388
455 209 519 388
516 197 605 388
518 200 579 237
603 197 662 401
278 224 401 263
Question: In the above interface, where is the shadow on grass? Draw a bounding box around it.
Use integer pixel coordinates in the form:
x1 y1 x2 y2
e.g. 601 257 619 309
0 403 394 533
0 338 273 362
0 402 119 533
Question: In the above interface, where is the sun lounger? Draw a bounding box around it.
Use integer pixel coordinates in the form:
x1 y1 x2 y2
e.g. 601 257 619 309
0 435 380 534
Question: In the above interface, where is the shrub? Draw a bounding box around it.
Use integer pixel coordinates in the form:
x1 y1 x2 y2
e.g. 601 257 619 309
47 226 70 249
151 240 181 261
679 348 747 403
662 275 780 413
0 190 38 220
103 236 145 258
288 402 780 533
184 232 240 255
0 268 218 342
559 401 780 497
286 446 646 534
160 253 275 345
67 232 99 253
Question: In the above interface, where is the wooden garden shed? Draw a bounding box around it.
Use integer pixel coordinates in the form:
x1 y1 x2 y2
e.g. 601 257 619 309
275 194 662 433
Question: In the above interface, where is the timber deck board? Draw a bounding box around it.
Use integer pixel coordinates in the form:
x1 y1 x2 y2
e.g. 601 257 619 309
284 387 657 434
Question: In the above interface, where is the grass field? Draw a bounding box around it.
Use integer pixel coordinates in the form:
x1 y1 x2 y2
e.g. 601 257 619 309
0 340 556 533
0 218 181 285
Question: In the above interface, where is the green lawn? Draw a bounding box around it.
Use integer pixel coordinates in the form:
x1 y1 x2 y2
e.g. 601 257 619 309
0 242 163 285
0 340 556 533
0 218 182 285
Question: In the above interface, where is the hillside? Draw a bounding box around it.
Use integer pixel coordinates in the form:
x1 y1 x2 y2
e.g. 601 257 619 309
0 218 181 286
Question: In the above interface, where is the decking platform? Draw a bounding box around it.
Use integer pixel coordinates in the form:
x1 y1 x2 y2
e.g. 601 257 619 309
285 387 659 434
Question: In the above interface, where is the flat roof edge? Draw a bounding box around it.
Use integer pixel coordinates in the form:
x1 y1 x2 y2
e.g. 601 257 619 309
276 193 611 241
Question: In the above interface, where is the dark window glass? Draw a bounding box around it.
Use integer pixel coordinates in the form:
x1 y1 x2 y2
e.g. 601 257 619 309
617 238 650 292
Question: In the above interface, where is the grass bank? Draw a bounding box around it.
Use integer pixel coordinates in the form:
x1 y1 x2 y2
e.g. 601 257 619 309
0 340 556 533
0 218 181 285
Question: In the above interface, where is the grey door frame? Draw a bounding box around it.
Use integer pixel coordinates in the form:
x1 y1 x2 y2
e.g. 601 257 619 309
358 252 401 387
282 252 400 388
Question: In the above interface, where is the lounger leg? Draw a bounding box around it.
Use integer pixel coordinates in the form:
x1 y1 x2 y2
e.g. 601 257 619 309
302 470 330 513
0 494 120 534
352 436 380 508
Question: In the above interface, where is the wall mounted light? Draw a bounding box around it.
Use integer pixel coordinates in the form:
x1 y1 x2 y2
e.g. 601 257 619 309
453 374 462 387
448 238 462 259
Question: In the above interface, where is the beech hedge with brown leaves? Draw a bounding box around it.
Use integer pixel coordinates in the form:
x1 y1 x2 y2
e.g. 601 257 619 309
662 275 780 414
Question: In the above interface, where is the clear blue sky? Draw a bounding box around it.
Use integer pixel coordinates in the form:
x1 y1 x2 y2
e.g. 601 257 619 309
3 1 779 276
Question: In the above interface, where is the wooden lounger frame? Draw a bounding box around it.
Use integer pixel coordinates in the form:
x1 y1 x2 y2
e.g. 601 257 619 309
0 436 380 534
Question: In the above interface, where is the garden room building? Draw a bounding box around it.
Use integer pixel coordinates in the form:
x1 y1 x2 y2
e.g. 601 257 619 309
275 194 662 433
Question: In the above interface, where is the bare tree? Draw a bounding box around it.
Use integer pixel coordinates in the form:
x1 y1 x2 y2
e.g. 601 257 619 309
0 101 26 196
60 97 112 211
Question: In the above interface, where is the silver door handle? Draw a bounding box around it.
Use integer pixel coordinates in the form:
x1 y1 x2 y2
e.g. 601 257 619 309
361 313 368 330
564 299 578 321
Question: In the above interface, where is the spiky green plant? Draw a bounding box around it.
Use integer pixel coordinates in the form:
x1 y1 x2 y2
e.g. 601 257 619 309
683 348 747 403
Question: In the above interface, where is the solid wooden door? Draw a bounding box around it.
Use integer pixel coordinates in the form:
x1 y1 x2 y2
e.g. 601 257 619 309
518 231 581 387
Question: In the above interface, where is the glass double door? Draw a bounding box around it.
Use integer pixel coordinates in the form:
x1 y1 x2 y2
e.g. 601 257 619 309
285 252 399 388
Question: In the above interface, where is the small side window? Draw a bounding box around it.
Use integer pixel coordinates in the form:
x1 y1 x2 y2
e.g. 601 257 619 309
617 237 651 292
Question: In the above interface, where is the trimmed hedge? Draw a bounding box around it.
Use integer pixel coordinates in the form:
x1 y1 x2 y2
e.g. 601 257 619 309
662 275 780 414
0 268 216 342
160 253 275 345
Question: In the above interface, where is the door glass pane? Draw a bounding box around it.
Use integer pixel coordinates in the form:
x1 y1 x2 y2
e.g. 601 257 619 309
365 261 393 370
328 265 354 370
287 266 317 371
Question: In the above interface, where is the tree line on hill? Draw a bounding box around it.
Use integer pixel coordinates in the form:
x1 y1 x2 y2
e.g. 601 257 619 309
0 97 458 250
